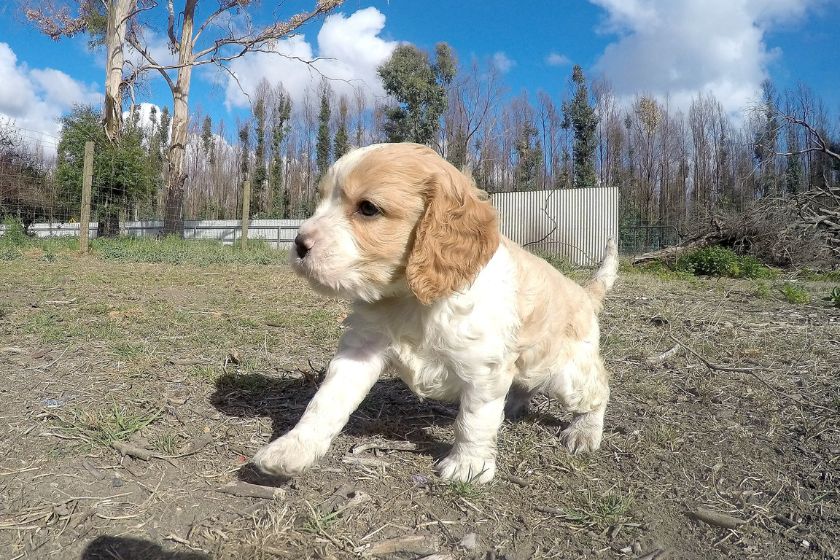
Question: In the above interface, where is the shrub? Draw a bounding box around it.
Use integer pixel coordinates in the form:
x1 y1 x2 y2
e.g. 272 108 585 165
779 283 809 304
676 246 774 279
1 218 28 246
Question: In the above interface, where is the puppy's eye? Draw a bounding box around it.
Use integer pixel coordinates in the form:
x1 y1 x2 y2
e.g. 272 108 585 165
358 200 380 217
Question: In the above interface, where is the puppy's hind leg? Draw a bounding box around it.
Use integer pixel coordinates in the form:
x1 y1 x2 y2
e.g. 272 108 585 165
549 357 610 455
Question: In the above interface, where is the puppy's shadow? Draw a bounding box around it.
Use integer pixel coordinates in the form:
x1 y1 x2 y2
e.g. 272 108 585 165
210 371 456 481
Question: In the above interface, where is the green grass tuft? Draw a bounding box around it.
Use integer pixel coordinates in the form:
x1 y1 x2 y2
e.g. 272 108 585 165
779 283 810 304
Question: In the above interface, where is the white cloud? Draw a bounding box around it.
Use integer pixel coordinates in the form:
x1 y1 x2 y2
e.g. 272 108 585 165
546 52 571 67
0 42 101 151
589 0 817 114
223 7 398 111
492 51 515 73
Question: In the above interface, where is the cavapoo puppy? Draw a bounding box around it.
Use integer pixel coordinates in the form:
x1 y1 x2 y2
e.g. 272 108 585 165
252 143 617 483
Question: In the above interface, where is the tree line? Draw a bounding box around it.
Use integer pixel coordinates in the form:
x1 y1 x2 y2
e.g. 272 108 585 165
7 1 840 243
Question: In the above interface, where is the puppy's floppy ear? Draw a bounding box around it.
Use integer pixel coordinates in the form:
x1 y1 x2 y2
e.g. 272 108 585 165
406 168 499 304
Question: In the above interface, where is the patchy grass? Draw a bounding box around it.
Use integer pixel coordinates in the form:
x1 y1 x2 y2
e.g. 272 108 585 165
779 282 810 304
50 404 163 449
0 243 838 559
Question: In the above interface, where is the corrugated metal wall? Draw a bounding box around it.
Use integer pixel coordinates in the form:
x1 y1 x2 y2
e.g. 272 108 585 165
491 187 619 265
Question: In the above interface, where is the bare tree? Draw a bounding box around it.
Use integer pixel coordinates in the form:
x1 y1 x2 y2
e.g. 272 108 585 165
24 0 139 141
123 0 344 234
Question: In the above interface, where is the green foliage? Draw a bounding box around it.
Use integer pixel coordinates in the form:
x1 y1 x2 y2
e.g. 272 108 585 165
253 97 268 213
334 96 350 160
753 281 772 299
823 287 840 308
676 246 774 279
378 43 456 144
563 65 599 188
271 92 292 217
514 121 543 190
316 85 332 180
1 217 28 245
779 283 810 304
55 105 156 227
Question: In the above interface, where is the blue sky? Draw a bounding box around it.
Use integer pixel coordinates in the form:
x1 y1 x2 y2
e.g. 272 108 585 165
1 0 837 146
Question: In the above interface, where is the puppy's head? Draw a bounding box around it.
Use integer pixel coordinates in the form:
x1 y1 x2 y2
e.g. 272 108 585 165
291 143 499 304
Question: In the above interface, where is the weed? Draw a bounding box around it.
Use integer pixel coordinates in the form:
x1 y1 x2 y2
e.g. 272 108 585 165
447 479 484 499
753 281 772 299
301 502 341 535
52 404 162 448
823 287 840 308
551 490 633 528
779 283 810 304
153 433 182 455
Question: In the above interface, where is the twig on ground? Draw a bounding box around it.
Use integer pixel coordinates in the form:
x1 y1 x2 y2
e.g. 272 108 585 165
352 440 418 455
668 333 835 413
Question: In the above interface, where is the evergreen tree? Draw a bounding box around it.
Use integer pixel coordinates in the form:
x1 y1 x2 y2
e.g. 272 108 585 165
271 92 292 217
378 42 456 144
754 80 779 196
239 123 250 182
201 115 214 165
316 85 332 179
334 96 350 160
563 65 598 188
253 96 268 213
514 122 543 190
784 122 803 195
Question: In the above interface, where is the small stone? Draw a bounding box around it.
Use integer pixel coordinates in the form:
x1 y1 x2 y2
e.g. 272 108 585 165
111 477 123 488
801 540 811 549
459 533 477 550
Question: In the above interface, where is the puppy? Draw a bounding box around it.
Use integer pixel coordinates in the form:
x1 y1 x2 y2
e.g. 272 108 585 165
253 143 617 483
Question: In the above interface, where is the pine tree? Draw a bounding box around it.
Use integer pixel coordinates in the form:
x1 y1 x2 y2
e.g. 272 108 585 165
201 115 214 164
270 92 292 217
239 123 250 185
316 85 332 180
334 96 350 160
515 122 542 190
754 80 778 197
253 96 268 214
563 65 598 188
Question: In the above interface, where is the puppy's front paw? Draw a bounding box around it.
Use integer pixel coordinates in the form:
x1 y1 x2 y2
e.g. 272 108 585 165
252 433 324 477
437 452 496 484
560 423 603 455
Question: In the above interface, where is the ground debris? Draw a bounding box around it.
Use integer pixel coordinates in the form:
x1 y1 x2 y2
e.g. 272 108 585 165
366 534 439 557
112 441 153 461
352 440 418 455
687 507 746 529
217 480 286 500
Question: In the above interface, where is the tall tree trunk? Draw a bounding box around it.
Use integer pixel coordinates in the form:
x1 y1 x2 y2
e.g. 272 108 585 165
163 0 197 236
103 0 136 142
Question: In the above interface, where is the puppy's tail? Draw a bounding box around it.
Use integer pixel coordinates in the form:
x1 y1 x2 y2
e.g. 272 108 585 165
585 238 618 313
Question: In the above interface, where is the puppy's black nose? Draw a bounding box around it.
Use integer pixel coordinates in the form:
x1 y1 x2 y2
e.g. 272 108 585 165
294 234 311 258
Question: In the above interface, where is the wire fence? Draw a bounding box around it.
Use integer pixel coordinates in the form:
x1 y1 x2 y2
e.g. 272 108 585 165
2 121 664 261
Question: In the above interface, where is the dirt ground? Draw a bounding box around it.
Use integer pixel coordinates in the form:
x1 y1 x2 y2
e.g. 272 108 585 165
1 249 838 559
